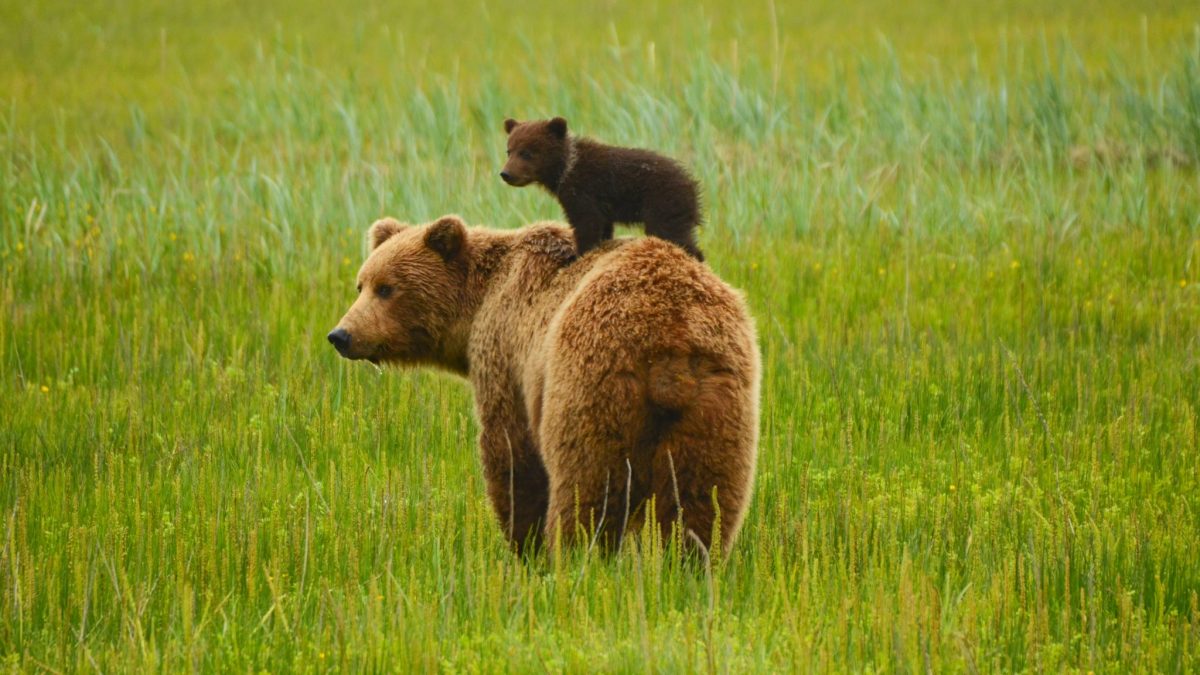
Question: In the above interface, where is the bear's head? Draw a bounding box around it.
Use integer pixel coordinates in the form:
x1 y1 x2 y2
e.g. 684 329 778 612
327 215 473 372
500 117 570 189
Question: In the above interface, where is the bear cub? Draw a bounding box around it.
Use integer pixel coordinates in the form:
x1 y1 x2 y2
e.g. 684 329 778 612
500 117 704 261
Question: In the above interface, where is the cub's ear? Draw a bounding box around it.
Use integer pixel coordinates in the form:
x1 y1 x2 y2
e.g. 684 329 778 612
424 215 467 261
547 117 568 139
368 217 406 251
504 118 519 134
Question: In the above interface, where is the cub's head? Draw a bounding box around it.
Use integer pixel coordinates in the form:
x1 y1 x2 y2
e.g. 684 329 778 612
500 117 570 188
327 215 472 371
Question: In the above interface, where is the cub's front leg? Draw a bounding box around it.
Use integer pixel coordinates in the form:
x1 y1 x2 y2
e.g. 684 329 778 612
559 194 613 257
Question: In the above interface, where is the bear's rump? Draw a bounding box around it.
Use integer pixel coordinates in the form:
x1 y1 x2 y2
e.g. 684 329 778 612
524 238 757 551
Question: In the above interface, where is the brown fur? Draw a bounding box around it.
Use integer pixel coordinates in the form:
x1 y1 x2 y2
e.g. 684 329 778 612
501 117 706 261
329 215 759 555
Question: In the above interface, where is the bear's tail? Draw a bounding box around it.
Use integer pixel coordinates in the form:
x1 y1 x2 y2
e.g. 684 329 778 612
646 352 735 412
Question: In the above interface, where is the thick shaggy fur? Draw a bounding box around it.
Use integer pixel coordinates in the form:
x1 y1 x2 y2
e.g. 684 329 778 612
329 216 758 555
501 117 705 261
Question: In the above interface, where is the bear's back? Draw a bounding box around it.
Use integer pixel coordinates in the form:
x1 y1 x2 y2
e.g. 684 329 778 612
473 227 754 392
546 236 755 375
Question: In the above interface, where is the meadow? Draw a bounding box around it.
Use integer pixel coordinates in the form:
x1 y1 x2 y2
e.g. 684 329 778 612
2 0 1200 670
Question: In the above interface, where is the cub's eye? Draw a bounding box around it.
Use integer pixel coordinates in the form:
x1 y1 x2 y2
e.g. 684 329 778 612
519 150 533 160
375 284 394 299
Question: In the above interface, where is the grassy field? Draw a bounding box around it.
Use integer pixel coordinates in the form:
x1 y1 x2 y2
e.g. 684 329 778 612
3 0 1200 671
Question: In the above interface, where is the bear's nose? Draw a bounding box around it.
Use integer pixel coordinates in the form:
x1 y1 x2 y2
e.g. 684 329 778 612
499 171 515 184
327 327 351 353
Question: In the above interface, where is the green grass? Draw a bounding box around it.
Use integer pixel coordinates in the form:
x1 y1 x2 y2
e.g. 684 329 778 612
3 0 1200 671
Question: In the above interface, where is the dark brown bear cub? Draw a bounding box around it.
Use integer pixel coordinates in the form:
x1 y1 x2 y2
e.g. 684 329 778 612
500 117 704 261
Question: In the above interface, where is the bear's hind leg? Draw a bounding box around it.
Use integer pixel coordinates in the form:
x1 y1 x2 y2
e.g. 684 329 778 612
538 370 655 552
543 448 650 552
645 371 755 555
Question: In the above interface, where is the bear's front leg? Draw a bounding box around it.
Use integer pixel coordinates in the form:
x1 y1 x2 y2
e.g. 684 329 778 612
479 423 550 555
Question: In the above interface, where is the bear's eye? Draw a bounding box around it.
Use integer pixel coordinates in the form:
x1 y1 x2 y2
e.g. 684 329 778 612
375 284 394 299
519 150 533 160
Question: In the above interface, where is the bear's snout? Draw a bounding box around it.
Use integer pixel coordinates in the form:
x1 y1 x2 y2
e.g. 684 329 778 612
327 327 351 354
500 171 518 185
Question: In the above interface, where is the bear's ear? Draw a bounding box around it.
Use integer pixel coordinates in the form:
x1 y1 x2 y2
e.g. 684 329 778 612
547 117 568 139
504 118 519 134
424 215 467 262
368 217 406 251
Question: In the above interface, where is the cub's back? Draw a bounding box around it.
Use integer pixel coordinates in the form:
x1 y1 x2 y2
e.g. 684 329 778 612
571 139 698 204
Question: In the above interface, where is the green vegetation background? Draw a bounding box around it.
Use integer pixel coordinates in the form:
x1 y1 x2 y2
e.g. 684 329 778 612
2 0 1199 671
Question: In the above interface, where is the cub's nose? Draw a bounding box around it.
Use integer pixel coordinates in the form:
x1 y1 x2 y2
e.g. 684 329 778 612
327 327 351 353
500 171 515 184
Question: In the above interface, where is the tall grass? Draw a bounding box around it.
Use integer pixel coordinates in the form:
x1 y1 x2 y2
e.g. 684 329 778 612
2 1 1200 670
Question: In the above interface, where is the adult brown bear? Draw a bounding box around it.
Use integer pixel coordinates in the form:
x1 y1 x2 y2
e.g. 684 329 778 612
328 216 759 555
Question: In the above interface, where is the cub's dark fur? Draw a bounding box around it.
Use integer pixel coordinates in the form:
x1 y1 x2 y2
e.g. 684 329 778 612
500 117 704 261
